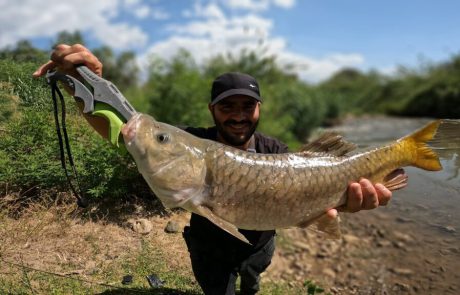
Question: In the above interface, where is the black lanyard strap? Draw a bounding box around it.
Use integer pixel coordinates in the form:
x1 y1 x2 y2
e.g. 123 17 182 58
50 82 87 208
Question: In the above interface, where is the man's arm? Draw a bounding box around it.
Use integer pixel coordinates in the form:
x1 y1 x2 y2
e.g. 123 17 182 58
34 44 405 214
33 44 110 139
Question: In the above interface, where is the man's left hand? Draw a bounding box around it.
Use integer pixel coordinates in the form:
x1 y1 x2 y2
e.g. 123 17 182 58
326 169 407 218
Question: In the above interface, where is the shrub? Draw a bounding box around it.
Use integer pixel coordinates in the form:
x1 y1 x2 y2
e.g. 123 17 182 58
0 106 149 199
0 59 151 201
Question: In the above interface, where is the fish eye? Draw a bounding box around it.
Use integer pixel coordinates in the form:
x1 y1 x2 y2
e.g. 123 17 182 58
156 133 170 143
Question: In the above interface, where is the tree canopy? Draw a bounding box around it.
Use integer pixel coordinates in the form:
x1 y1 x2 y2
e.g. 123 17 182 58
1 30 459 200
1 30 459 146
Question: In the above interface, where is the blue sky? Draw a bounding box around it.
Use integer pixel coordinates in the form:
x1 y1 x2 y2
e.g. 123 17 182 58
1 0 459 83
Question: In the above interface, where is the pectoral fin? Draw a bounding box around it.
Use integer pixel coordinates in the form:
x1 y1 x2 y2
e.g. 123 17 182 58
195 205 251 244
298 213 342 239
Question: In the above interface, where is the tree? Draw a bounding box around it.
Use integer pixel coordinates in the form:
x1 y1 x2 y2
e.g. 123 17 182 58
0 40 47 62
53 31 86 47
92 46 140 91
319 68 386 115
400 54 460 118
143 49 211 127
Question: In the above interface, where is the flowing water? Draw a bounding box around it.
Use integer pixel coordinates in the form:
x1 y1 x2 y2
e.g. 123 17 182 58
327 116 460 240
266 117 460 293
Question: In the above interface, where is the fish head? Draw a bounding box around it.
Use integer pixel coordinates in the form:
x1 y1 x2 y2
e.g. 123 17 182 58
122 113 179 162
122 113 208 208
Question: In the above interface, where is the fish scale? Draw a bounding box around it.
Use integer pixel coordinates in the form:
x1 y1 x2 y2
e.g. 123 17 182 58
124 114 456 244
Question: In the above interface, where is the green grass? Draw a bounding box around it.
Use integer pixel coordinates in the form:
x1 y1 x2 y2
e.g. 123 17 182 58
259 281 307 295
0 239 201 294
0 238 314 295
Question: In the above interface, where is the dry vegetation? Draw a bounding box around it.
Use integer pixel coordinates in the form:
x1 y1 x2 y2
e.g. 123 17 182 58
0 194 304 294
2 191 459 295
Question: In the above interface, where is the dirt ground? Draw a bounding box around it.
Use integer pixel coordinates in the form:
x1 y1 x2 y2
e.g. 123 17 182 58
266 206 460 294
0 194 459 294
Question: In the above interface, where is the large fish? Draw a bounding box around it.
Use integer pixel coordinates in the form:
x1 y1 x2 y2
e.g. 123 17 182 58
122 114 458 243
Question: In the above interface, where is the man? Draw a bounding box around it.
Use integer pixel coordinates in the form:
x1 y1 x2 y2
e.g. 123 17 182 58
34 44 398 295
181 72 289 295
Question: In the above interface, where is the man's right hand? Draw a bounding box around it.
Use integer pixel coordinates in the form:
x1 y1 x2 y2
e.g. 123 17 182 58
33 44 103 79
33 44 110 139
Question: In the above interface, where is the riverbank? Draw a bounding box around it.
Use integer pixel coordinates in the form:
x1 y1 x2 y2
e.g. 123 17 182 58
0 196 301 294
2 116 459 294
268 202 459 294
1 191 458 295
267 116 460 294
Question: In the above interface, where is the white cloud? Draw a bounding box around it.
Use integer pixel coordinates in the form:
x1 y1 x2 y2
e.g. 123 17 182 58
167 13 271 40
201 3 226 19
143 11 275 68
152 9 170 20
123 0 170 20
272 0 295 9
0 0 364 83
141 2 363 83
124 0 141 6
379 65 399 77
223 0 296 11
0 0 147 50
123 0 148 19
183 2 226 20
278 52 365 83
133 6 151 19
225 0 270 11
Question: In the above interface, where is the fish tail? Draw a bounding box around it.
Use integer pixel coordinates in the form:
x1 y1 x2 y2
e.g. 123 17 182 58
399 120 442 171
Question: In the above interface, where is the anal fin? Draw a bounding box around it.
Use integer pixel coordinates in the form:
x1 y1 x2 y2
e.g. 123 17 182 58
383 168 408 191
298 213 342 239
195 205 251 245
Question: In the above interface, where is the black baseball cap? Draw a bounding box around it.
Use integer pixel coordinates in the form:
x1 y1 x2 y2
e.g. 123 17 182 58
211 72 261 105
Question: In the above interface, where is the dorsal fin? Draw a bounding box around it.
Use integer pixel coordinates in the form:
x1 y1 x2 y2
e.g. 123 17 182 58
300 132 357 157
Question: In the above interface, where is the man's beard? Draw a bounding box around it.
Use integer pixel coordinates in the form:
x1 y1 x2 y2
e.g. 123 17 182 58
213 115 259 147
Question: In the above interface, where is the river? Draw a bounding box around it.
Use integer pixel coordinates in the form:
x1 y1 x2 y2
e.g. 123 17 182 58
324 116 460 240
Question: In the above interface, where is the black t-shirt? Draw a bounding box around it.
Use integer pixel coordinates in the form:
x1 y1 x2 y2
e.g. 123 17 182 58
183 126 289 250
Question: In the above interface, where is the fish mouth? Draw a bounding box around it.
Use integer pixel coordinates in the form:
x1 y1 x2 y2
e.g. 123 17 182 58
122 113 142 145
122 113 147 156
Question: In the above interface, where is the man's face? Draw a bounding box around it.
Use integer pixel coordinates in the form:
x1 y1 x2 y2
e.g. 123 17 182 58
209 95 260 147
